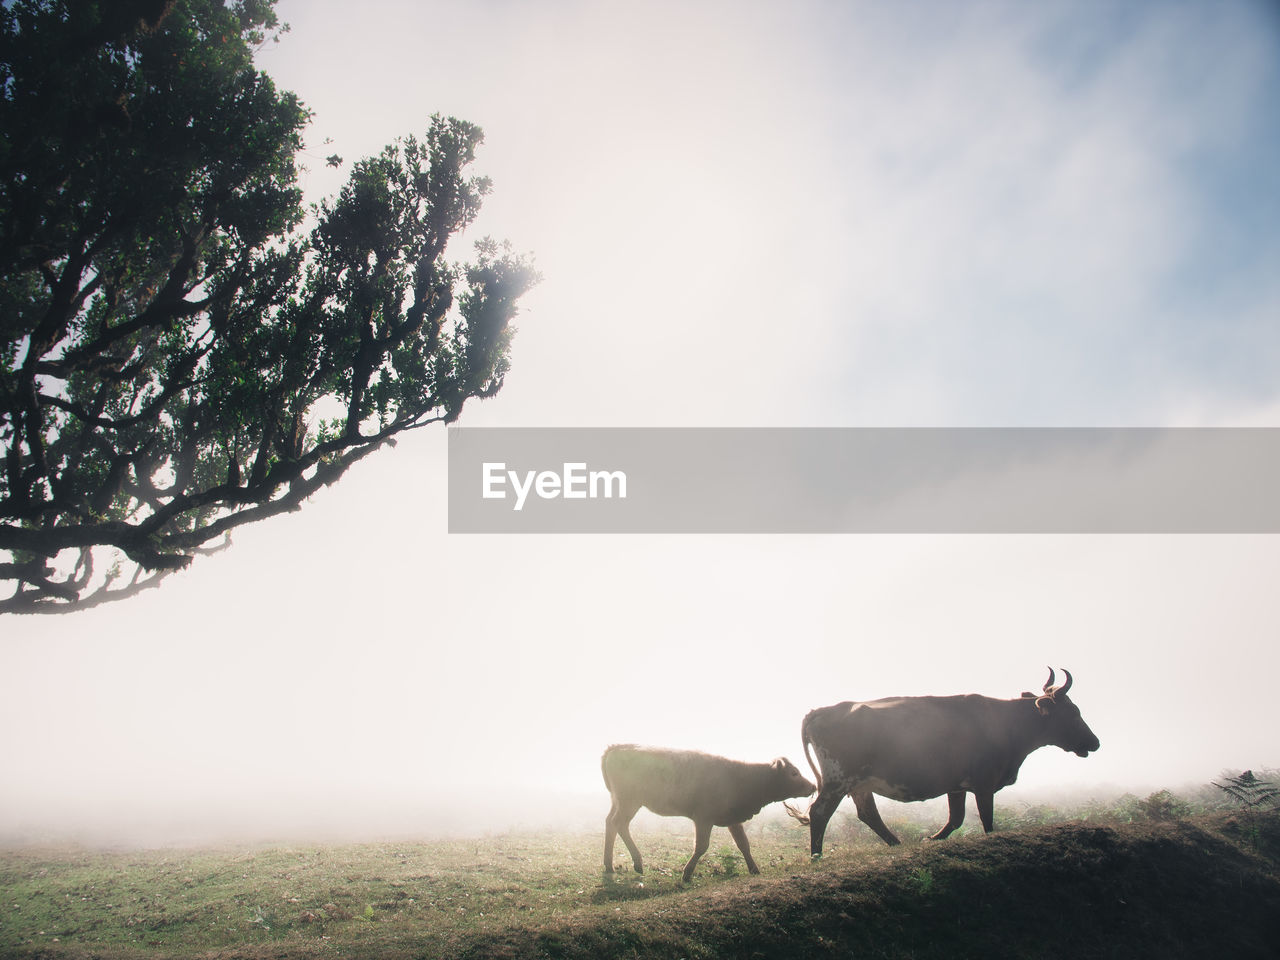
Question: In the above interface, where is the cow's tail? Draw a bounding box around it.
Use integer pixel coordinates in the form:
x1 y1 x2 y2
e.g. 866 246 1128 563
784 712 823 826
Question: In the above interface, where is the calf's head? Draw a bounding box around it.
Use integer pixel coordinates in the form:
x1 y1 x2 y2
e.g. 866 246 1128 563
1033 667 1101 758
771 757 817 799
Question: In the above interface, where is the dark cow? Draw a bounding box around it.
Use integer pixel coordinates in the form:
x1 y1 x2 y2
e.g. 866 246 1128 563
787 669 1100 857
602 744 815 882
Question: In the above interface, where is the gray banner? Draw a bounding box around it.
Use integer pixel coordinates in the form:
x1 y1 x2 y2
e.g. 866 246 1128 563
447 428 1280 533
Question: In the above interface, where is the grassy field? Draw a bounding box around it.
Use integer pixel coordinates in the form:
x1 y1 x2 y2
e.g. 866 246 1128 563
2 805 1278 959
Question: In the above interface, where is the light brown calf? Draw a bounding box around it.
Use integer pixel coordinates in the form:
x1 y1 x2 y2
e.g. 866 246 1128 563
602 744 815 883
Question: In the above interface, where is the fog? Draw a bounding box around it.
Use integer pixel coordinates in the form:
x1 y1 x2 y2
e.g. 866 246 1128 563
3 0 1280 848
6 476 1278 846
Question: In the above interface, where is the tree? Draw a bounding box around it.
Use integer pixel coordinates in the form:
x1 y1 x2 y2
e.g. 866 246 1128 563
1 0 538 613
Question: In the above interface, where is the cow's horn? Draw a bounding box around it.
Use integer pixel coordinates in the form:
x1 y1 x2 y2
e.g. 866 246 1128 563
1057 668 1073 697
1043 667 1056 693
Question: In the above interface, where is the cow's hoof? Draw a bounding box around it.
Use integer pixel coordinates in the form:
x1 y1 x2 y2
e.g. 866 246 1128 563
748 866 761 875
810 853 823 861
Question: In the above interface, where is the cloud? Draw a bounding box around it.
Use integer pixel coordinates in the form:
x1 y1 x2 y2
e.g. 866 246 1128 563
801 0 1280 424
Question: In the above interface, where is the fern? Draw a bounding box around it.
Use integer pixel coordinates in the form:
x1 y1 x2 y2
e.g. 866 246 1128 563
1213 771 1280 811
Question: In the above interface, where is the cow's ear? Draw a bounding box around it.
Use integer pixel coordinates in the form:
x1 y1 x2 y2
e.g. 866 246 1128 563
1035 695 1054 716
771 758 786 771
1020 691 1035 698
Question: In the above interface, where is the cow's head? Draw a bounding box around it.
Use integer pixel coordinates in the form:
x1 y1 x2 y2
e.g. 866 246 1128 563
1032 667 1100 757
771 757 817 799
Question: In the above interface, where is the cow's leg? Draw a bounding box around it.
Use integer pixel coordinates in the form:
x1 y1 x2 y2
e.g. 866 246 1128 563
727 823 760 875
975 791 995 832
682 819 713 883
851 790 901 846
806 781 847 858
607 802 644 874
929 791 968 840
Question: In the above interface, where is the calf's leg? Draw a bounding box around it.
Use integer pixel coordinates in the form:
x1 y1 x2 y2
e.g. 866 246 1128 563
851 790 901 846
603 801 619 872
929 791 968 840
605 801 644 874
682 819 713 883
727 822 760 875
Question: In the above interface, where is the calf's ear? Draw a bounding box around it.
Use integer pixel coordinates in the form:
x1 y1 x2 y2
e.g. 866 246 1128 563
771 758 786 771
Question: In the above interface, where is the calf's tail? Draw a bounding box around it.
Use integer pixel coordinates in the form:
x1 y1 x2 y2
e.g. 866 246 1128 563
600 746 614 793
784 713 823 826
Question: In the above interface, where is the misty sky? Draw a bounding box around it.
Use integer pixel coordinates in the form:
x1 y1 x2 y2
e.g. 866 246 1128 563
3 0 1280 844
